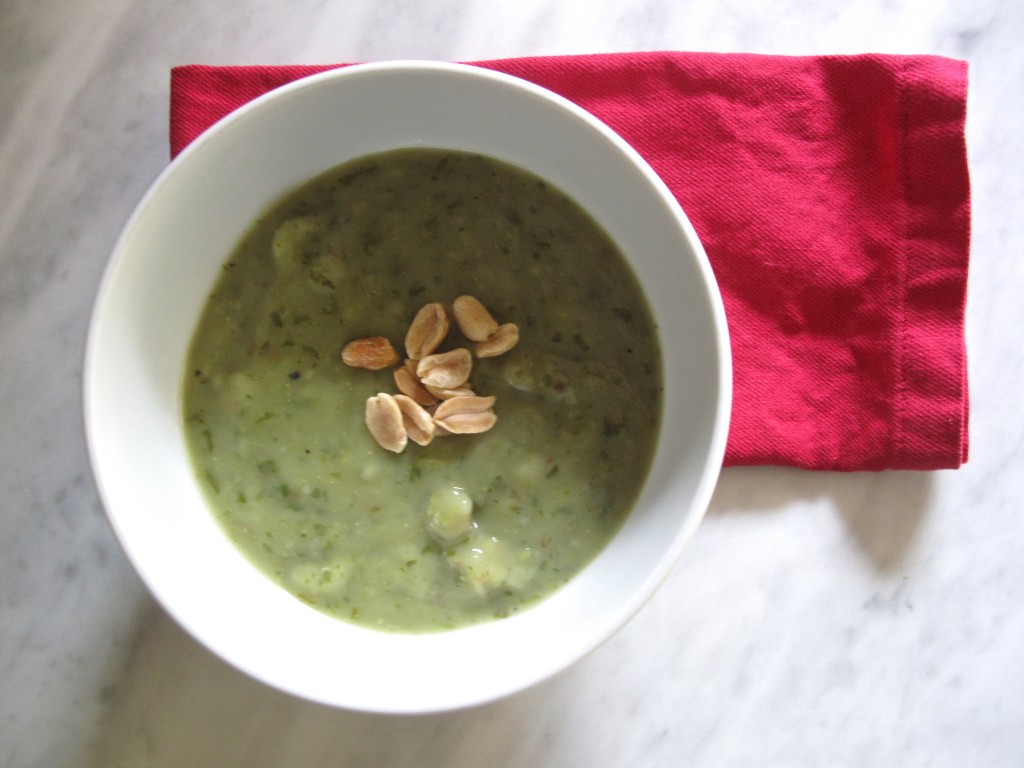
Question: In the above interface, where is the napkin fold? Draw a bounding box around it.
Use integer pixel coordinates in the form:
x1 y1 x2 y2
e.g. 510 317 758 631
169 52 970 471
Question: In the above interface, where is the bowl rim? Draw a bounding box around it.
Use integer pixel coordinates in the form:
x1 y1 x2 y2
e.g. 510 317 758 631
83 59 732 713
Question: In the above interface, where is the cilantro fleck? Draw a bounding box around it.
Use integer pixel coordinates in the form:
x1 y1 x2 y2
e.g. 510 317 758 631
602 417 624 438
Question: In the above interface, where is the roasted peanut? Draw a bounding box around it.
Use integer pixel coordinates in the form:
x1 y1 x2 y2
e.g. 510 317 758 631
365 393 407 452
394 360 437 406
342 336 400 370
475 323 519 358
453 295 499 342
417 348 473 389
393 394 436 446
433 395 498 434
405 302 450 360
425 383 476 400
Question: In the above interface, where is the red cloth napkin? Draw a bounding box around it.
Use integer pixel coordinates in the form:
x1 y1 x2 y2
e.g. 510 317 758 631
169 52 970 471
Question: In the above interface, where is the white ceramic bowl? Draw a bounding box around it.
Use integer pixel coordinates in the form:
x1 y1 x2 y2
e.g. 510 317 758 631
84 61 730 713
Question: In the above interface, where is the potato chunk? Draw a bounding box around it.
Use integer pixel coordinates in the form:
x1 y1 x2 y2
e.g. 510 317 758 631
446 531 538 597
271 216 321 268
426 486 474 546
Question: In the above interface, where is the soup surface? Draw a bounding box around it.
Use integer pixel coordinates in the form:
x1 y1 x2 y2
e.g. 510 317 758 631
183 148 662 632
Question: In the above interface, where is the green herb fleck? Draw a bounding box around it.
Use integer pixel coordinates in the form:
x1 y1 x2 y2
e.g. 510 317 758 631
361 231 382 252
602 417 623 438
309 269 335 288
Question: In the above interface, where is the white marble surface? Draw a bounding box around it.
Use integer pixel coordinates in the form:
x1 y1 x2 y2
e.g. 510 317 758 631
2 0 1022 765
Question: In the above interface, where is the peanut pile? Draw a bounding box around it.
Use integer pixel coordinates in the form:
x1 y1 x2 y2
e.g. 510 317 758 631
340 296 519 453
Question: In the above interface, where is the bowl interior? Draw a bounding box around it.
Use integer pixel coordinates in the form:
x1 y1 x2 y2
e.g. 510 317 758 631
84 61 730 713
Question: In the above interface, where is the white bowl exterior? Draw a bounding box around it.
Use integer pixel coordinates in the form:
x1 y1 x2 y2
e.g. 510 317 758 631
84 61 731 713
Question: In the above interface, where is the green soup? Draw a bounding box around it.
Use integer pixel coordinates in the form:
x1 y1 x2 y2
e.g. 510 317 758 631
183 148 662 632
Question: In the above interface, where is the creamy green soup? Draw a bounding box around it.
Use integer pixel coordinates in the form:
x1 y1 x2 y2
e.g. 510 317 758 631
183 148 661 632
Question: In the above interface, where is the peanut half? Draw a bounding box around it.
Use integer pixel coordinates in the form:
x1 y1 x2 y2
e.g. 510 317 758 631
365 393 407 453
394 360 437 406
405 302 450 360
425 383 476 401
416 348 473 390
433 395 498 435
393 394 436 447
475 322 519 358
453 295 499 342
